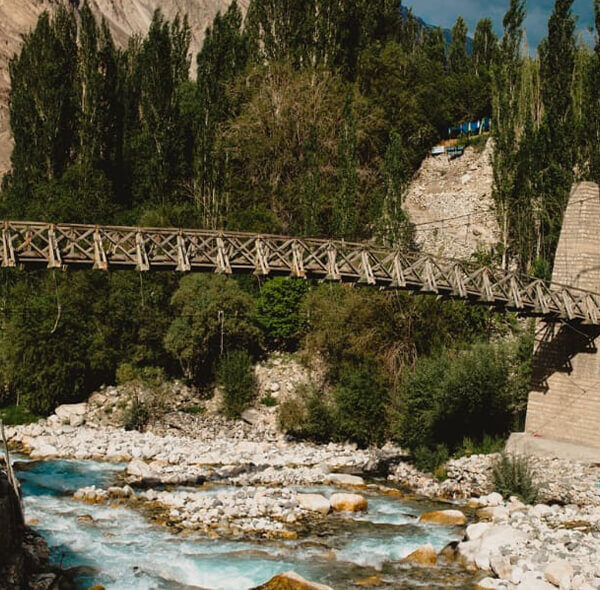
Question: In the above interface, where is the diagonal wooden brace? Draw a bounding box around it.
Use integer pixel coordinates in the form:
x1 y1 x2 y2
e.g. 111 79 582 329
216 237 232 274
176 234 191 272
47 227 62 269
359 250 376 285
254 238 270 275
326 244 341 281
291 241 305 278
2 226 15 268
93 230 108 271
135 231 150 272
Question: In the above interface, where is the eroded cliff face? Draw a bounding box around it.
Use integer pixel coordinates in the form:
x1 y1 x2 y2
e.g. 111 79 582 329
0 0 247 179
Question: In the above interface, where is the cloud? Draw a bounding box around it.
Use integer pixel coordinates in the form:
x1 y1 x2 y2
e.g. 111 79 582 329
404 0 595 51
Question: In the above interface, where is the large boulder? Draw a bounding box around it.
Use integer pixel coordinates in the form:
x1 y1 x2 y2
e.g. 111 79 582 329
253 571 333 590
458 525 527 571
329 493 368 512
419 509 466 526
295 494 330 515
54 403 87 425
402 544 437 566
324 473 365 486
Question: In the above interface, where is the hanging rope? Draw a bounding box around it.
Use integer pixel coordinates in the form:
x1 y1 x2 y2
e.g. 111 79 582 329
139 272 145 309
50 271 62 335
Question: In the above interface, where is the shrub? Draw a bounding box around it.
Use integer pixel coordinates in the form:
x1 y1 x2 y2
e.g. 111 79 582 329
123 396 150 432
492 453 540 504
334 363 388 447
390 341 514 453
277 384 336 442
0 405 41 426
261 394 278 407
456 434 506 458
255 278 308 348
218 350 257 418
413 444 450 474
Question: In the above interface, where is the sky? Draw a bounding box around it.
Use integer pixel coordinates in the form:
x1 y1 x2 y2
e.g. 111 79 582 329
404 0 596 52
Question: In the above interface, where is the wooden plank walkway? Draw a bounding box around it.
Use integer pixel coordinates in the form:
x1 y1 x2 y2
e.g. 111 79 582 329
2 220 599 324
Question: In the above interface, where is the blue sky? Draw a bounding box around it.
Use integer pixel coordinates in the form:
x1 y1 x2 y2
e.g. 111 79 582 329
404 1 596 51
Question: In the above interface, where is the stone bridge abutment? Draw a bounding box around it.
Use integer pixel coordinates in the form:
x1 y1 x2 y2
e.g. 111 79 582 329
526 182 600 447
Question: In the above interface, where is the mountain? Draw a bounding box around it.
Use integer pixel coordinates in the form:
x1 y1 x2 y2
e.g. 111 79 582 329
0 0 248 180
399 6 473 53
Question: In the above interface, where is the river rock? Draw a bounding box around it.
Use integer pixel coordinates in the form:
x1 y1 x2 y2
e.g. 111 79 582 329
419 509 466 526
54 403 87 425
402 544 437 565
475 578 505 590
324 473 365 486
544 561 573 588
253 570 333 589
329 493 367 512
295 494 330 515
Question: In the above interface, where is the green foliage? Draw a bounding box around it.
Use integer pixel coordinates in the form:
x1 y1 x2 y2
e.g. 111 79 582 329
492 453 540 504
334 363 387 447
277 384 336 443
0 405 41 426
217 350 257 418
255 278 308 348
390 341 520 453
456 434 506 458
260 394 278 407
164 275 261 386
413 444 450 474
123 395 151 432
116 363 166 388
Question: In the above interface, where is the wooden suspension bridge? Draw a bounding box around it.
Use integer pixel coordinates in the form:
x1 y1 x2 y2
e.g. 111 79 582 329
1 220 599 325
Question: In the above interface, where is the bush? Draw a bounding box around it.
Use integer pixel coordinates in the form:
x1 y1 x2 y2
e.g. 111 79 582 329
123 396 150 432
456 434 506 458
413 444 449 474
492 453 539 504
390 341 514 453
218 350 257 418
0 405 41 426
255 278 308 348
260 394 278 407
334 363 388 447
164 275 262 386
277 384 336 443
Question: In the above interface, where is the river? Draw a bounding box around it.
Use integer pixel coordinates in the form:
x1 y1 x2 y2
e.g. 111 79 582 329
13 456 476 589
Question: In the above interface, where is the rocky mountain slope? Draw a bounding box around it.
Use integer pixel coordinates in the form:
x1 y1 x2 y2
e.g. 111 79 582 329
403 139 500 260
0 0 247 179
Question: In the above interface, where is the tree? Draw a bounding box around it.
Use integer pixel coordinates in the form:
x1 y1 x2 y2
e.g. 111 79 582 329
164 275 261 385
536 0 576 263
2 8 78 217
255 278 308 348
333 96 358 238
449 16 470 75
473 18 498 75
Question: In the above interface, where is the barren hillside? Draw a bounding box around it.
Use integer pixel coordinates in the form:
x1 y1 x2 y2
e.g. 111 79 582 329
403 140 500 260
0 0 247 179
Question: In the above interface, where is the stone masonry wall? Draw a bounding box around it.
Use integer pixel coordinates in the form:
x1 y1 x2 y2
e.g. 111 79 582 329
526 182 600 447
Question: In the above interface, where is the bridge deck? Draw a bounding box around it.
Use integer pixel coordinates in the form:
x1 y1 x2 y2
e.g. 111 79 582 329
2 220 599 324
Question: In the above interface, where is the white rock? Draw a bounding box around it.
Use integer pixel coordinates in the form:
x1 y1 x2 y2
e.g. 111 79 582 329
467 522 492 541
295 494 330 515
544 561 573 589
325 473 365 486
516 572 557 590
485 492 504 507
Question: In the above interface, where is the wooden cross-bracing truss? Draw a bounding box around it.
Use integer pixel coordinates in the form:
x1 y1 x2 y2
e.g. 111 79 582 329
2 220 600 325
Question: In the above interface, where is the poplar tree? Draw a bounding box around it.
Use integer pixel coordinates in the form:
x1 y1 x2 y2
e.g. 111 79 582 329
2 7 78 218
449 16 469 75
334 97 358 239
196 1 247 228
536 0 575 262
492 0 526 268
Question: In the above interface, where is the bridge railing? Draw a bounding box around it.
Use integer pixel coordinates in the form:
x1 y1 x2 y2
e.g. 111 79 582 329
2 220 599 324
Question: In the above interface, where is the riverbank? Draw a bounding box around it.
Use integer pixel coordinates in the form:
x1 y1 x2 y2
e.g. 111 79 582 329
5 400 600 589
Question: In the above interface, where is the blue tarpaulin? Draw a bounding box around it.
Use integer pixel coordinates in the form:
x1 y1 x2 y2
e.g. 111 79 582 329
448 117 491 138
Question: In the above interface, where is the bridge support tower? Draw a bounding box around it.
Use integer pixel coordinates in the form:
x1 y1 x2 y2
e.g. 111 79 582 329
526 182 600 448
